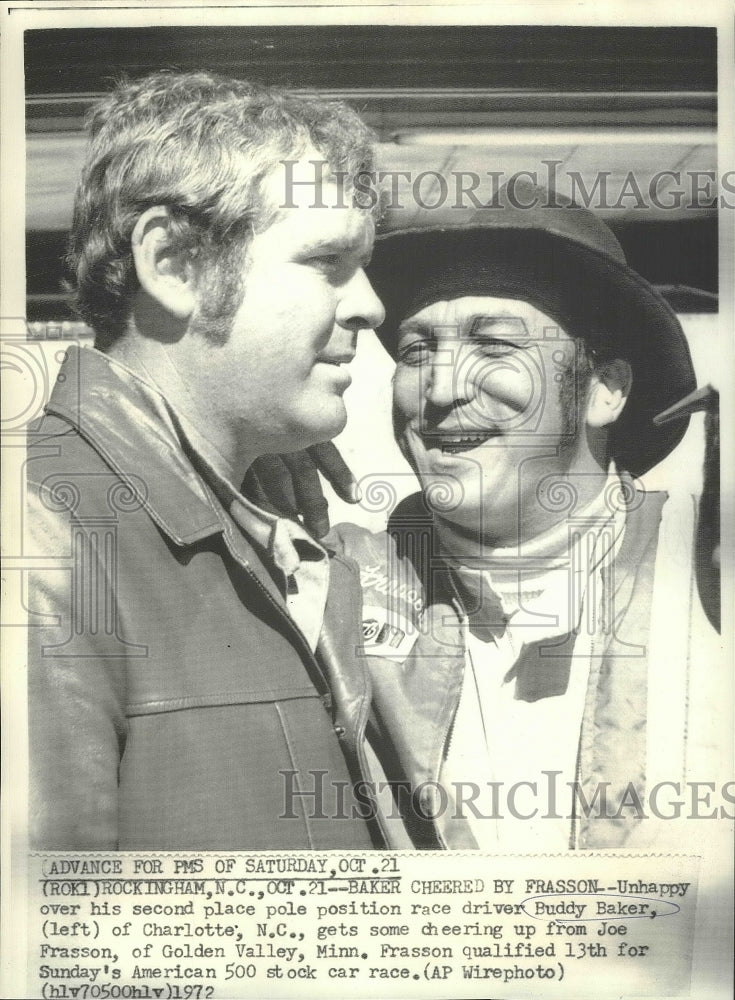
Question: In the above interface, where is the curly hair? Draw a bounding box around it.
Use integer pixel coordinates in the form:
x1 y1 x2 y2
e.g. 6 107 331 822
68 71 378 347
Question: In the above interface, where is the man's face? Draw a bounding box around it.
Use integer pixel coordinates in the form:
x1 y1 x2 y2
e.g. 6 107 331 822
189 156 384 456
392 295 594 545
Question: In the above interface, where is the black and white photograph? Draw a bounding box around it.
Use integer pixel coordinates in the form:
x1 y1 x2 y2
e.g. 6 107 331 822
2 3 733 997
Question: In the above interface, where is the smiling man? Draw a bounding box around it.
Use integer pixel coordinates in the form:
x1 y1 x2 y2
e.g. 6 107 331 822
390 293 628 546
332 183 722 850
26 71 385 849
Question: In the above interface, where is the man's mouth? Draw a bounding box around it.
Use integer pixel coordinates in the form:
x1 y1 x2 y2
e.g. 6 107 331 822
317 349 356 366
421 430 501 454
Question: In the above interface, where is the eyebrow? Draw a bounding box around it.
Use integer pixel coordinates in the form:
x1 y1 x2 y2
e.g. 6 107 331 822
466 315 531 339
398 314 531 339
299 236 373 266
396 318 426 337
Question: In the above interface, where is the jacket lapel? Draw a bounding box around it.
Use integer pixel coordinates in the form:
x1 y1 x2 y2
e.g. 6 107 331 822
577 491 666 847
45 346 223 546
316 553 371 751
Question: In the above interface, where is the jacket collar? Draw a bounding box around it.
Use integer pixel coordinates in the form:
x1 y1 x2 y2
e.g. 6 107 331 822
46 345 224 546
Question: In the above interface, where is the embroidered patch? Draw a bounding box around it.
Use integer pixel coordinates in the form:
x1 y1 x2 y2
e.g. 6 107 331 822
359 604 419 660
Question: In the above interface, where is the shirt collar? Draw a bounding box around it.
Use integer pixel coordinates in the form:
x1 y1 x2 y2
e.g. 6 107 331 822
445 464 627 638
169 400 326 577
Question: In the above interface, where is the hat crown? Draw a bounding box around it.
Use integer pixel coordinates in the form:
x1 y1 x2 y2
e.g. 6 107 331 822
368 179 696 476
381 176 628 266
487 177 628 264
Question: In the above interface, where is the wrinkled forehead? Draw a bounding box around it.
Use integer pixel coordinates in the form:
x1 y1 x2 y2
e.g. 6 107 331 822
399 295 573 340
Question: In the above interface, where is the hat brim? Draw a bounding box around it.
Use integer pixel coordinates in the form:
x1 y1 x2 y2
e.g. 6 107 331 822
367 225 696 477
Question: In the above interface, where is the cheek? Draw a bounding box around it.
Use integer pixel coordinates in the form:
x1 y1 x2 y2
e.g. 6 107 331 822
392 370 422 416
473 358 536 407
283 268 338 321
532 376 566 436
244 267 336 330
390 383 418 459
471 362 553 437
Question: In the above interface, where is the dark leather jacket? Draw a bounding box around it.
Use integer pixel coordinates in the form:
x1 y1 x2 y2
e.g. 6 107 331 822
27 346 377 851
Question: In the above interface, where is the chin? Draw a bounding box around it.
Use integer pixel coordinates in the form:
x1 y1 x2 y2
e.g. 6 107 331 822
431 500 484 530
413 473 473 523
292 404 348 449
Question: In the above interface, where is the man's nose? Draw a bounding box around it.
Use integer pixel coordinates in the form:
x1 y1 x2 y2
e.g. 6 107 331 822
424 344 467 408
336 268 385 333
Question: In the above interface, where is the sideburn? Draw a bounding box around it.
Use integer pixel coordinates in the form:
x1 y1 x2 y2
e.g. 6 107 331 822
558 338 595 448
189 240 250 346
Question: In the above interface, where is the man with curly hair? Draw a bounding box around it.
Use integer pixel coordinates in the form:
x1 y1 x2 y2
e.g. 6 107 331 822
27 71 385 850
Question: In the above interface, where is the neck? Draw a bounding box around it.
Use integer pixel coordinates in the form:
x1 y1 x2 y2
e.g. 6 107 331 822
105 335 256 483
435 460 613 562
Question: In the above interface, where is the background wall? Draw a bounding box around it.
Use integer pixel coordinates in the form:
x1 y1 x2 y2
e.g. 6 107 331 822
21 24 721 533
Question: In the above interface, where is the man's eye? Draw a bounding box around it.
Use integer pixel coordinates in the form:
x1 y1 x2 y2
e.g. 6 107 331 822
308 254 342 270
397 341 433 366
469 338 521 357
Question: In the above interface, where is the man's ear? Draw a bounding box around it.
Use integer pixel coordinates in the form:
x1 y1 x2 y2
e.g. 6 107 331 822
131 206 198 320
585 358 633 428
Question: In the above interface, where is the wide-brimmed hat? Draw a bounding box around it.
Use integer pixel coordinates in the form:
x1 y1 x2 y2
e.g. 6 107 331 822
367 180 696 476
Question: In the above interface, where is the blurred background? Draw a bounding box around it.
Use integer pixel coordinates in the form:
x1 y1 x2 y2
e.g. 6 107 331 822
23 25 719 529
